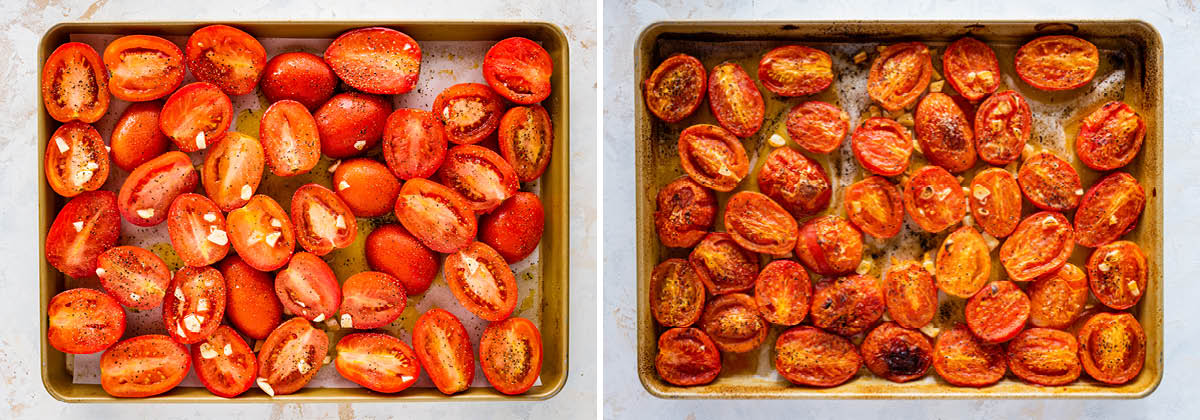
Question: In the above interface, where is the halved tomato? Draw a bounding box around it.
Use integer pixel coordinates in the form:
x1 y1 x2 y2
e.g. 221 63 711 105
774 326 861 387
159 82 232 153
650 258 706 327
851 117 912 176
861 322 932 383
724 191 799 256
653 177 715 248
1076 172 1145 247
1007 328 1081 386
785 101 850 154
903 165 966 233
689 232 760 295
325 27 421 94
758 45 834 97
643 54 705 123
203 132 265 212
118 151 199 227
1028 263 1089 329
974 91 1032 166
883 260 937 329
438 145 520 213
257 317 329 395
110 101 169 172
383 108 447 180
260 52 337 110
260 99 321 177
445 241 519 321
226 194 296 271
1077 101 1145 170
941 37 1000 101
314 92 392 158
677 124 749 192
100 335 188 397
96 246 170 309
969 168 1022 238
45 190 121 278
701 292 770 353
433 83 506 145
395 178 478 253
1015 35 1098 91
191 325 257 398
219 255 282 340
332 158 401 217
103 35 185 101
1077 312 1146 384
868 42 932 111
707 61 764 138
340 271 407 330
756 146 831 220
754 259 812 326
843 175 904 239
42 42 108 123
932 323 1007 387
275 252 341 322
498 105 554 181
163 266 226 344
365 224 438 295
1087 240 1148 310
480 192 544 263
47 288 124 354
166 193 229 267
335 333 421 393
965 281 1030 343
483 37 552 105
480 317 543 394
290 183 357 256
809 274 885 336
655 327 721 386
45 122 109 197
936 226 991 298
1018 151 1083 211
915 92 977 173
794 215 863 276
412 308 475 395
185 24 266 96
1000 211 1074 282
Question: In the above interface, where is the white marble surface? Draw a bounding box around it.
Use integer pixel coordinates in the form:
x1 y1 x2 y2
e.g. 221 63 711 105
603 0 1199 419
0 0 597 419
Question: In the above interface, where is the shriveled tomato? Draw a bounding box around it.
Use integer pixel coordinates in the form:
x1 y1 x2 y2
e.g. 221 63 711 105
861 322 932 383
643 54 705 123
655 327 721 386
723 191 798 256
45 122 109 197
653 177 715 248
201 132 265 212
275 252 340 322
445 242 519 321
340 272 408 330
260 52 336 110
965 281 1030 343
942 37 1000 101
851 117 912 176
335 332 421 393
331 159 400 218
758 45 833 97
756 146 831 219
394 178 478 253
650 259 706 327
1007 328 1081 386
974 91 1032 166
186 24 265 96
1077 101 1145 170
785 101 849 154
314 92 392 158
433 83 506 145
936 226 991 298
166 193 230 267
969 168 1021 238
1000 211 1074 281
774 326 861 387
42 42 108 123
110 101 169 172
689 232 759 295
868 42 932 111
365 224 438 295
480 317 543 394
483 37 552 104
118 151 198 227
1076 173 1145 247
844 175 904 239
932 323 1007 387
257 317 329 395
46 190 121 278
1077 312 1146 384
412 309 475 395
226 194 296 271
1028 263 1088 329
916 92 977 173
754 260 811 326
699 293 768 353
883 260 937 329
159 82 232 153
1018 151 1083 211
100 335 188 397
47 288 124 354
1015 35 1098 91
96 246 170 309
498 105 553 181
290 184 357 256
219 255 281 340
707 61 764 138
677 124 749 192
325 27 421 94
191 325 257 398
794 215 863 276
480 192 544 263
903 165 965 233
809 274 885 336
383 108 447 180
438 145 520 213
103 35 185 101
260 99 320 177
1087 241 1148 310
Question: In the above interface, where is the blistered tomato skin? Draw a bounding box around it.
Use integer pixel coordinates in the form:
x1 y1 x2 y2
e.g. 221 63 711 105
1086 241 1148 310
936 226 991 298
1007 328 1082 386
903 165 966 233
689 232 760 295
1028 263 1089 329
42 42 109 123
774 326 862 387
786 101 850 154
1018 152 1083 211
969 168 1022 238
677 124 749 192
794 215 863 277
868 42 932 111
1000 211 1075 282
643 54 706 123
1015 35 1099 91
1076 101 1145 171
723 191 799 256
653 176 716 248
655 327 721 386
851 117 912 176
707 61 765 138
699 293 769 353
757 45 834 97
809 274 886 336
324 27 422 95
45 122 110 198
260 52 337 110
219 255 282 340
883 261 937 329
915 92 977 173
933 323 1007 387
650 259 707 327
861 322 933 383
1077 312 1146 385
974 91 1032 166
1075 172 1145 248
45 191 121 278
942 37 1001 101
843 176 905 239
754 260 812 326
756 147 831 220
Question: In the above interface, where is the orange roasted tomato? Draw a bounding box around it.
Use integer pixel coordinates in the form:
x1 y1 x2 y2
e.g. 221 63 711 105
291 183 357 256
883 260 937 329
412 309 475 395
754 260 812 326
383 108 448 180
324 27 422 95
257 317 329 396
1076 101 1145 171
333 158 402 218
202 132 265 212
689 232 759 295
650 258 706 327
110 101 169 172
936 226 991 298
861 322 933 383
45 191 121 278
724 191 799 256
707 61 764 138
433 83 506 145
785 101 850 154
809 274 885 336
96 246 170 310
868 42 932 111
339 271 407 330
1007 328 1082 386
118 151 199 227
843 176 904 239
851 117 912 176
656 327 721 386
226 194 296 272
483 37 553 105
643 54 706 123
479 317 543 395
438 144 520 213
1075 172 1145 248
932 323 1007 387
1087 240 1148 310
965 281 1030 344
498 104 554 182
191 325 257 398
444 241 519 322
699 293 768 353
915 92 977 173
334 332 421 394
757 45 833 97
941 37 1000 101
159 82 232 153
100 335 188 397
166 193 230 268
162 266 226 344
968 168 1022 238
1015 35 1099 91
42 42 109 123
45 122 109 198
185 25 266 96
394 178 478 254
47 288 125 354
1028 263 1089 329
259 99 321 177
314 92 392 158
1000 211 1074 282
774 326 862 387
903 165 966 233
654 176 716 248
1018 151 1083 211
794 215 863 276
974 91 1032 166
1077 312 1146 385
102 35 185 102
677 124 749 192
756 146 831 219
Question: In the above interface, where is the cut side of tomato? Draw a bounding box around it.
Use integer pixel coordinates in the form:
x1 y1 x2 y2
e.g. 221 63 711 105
935 226 991 298
325 27 422 95
915 92 977 173
707 61 764 138
383 108 447 180
42 42 108 123
653 176 716 248
941 37 1000 101
335 332 421 393
774 326 861 387
786 101 849 154
260 99 321 177
166 193 230 267
756 146 831 220
480 317 543 395
339 271 407 330
118 151 199 227
650 258 707 327
1018 151 1083 211
794 215 863 276
103 34 185 101
433 83 506 145
1015 35 1098 91
257 317 329 395
656 327 721 386
1087 240 1148 310
965 281 1030 343
191 325 257 398
1076 101 1145 170
1077 312 1146 385
1028 263 1088 329
96 246 170 310
968 168 1022 238
483 37 553 105
498 105 554 181
903 165 966 233
159 82 232 153
724 191 799 256
689 232 759 295
219 255 282 340
412 309 475 395
677 124 749 192
753 259 811 326
100 335 189 397
932 323 1007 387
883 260 937 329
1000 211 1074 282
162 266 226 344
185 24 266 96
843 175 904 239
851 117 912 176
643 54 705 123
226 194 296 271
47 288 125 354
291 183 357 256
1076 171 1146 246
974 90 1032 166
758 45 833 97
445 242 519 322
394 178 478 254
365 224 439 295
438 145 520 213
1007 328 1081 386
45 190 121 278
45 122 109 198
868 42 932 111
275 252 341 322
700 293 768 353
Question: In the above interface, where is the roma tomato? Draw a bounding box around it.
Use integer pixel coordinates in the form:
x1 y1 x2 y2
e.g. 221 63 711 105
903 165 965 233
166 193 229 267
191 325 257 398
650 258 706 327
1077 312 1146 384
275 252 341 322
774 326 861 387
260 52 337 110
365 224 438 295
118 151 199 227
1028 263 1089 329
47 288 124 354
1075 172 1145 247
480 192 545 263
383 108 447 180
325 27 421 94
445 242 519 322
756 146 831 220
861 322 933 383
965 281 1030 343
656 327 721 386
226 194 296 271
1076 101 1145 170
851 117 912 176
935 226 991 298
689 232 759 295
974 91 1032 166
707 61 764 138
96 246 170 310
102 35 185 101
643 54 706 123
653 177 715 248
699 293 768 353
480 317 543 395
433 83 506 145
159 82 232 153
110 101 169 172
932 323 1007 387
843 176 904 239
335 333 421 394
758 45 833 97
724 191 799 256
291 184 357 256
753 259 812 326
163 266 226 344
868 42 932 111
412 309 475 395
968 168 1022 238
1015 35 1098 91
45 122 109 198
45 190 120 278
785 101 849 154
340 271 407 330
498 105 554 181
883 260 937 329
186 24 266 96
1007 328 1081 386
332 158 400 217
1087 241 1148 310
915 92 977 173
202 132 265 212
677 124 749 192
1018 151 1083 211
219 255 282 340
100 335 189 397
438 145 520 213
1000 211 1074 282
42 42 108 123
810 274 885 336
794 215 863 277
395 178 478 253
257 317 328 396
314 92 392 158
941 37 1000 101
483 37 552 105
259 99 321 177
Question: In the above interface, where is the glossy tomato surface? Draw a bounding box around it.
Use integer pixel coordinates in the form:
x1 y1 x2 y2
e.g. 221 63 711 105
794 215 863 276
677 124 749 192
412 309 475 395
851 117 912 176
809 274 885 336
434 83 507 147
867 42 932 111
724 191 799 256
340 271 407 330
159 82 232 153
480 192 545 263
974 90 1032 166
257 317 328 395
110 101 169 172
483 37 552 104
96 246 170 309
438 144 520 213
941 37 1000 101
47 288 125 354
883 260 937 329
325 27 421 94
1077 312 1146 384
774 326 861 387
480 317 543 395
965 281 1030 343
861 322 933 383
191 325 257 398
643 54 706 122
785 101 849 154
753 259 812 326
166 193 229 267
1075 172 1145 247
498 104 554 181
365 224 438 295
382 108 447 180
1015 35 1098 91
1007 328 1081 386
655 327 721 386
1086 241 1148 310
260 52 337 110
394 178 478 254
219 255 282 340
932 323 1007 387
162 266 226 344
1000 211 1074 282
903 165 965 233
445 242 519 321
1028 263 1089 329
332 158 401 217
915 92 977 173
843 175 904 239
202 132 265 212
756 146 831 220
968 168 1022 238
103 35 185 101
45 122 109 198
118 151 198 226
45 190 121 278
689 232 759 295
291 183 357 256
707 61 764 138
757 45 833 97
275 252 341 322
226 194 296 271
935 226 991 298
1018 151 1083 211
650 258 706 327
699 293 768 353
42 42 108 123
314 92 392 158
100 335 189 397
335 332 421 393
185 25 266 96
259 99 321 177
1076 101 1145 170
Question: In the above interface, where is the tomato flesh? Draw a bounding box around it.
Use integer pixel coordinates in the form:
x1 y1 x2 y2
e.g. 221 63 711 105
291 183 357 256
96 246 170 310
498 105 554 181
1077 312 1146 384
433 83 506 145
45 122 109 198
186 24 266 96
1015 35 1098 91
191 325 257 398
753 259 811 326
1086 240 1148 310
643 54 705 123
758 45 833 97
382 108 447 180
1075 172 1145 248
969 168 1022 238
974 91 1032 166
257 317 329 395
45 190 121 278
42 42 109 123
843 175 904 239
1007 328 1081 386
394 178 478 254
412 309 475 395
650 258 706 327
941 37 1000 101
756 146 831 220
339 271 407 330
700 293 768 353
861 322 933 383
677 124 749 192
724 191 799 256
1028 263 1089 329
118 151 199 227
260 99 321 177
47 288 125 354
935 226 991 298
166 193 230 267
1076 101 1145 170
444 242 519 321
965 281 1030 343
932 323 1007 387
100 335 189 397
707 61 764 138
438 145 520 213
903 165 966 233
325 27 422 95
655 327 721 386
774 326 861 387
275 252 342 322
226 194 296 271
883 260 937 329
689 232 759 295
851 117 912 176
162 266 226 344
794 215 863 276
1000 211 1074 282
809 274 885 336
159 82 232 153
653 176 716 248
868 42 932 111
335 332 422 393
103 35 185 101
483 37 553 105
480 317 543 395
915 92 977 173
786 101 849 154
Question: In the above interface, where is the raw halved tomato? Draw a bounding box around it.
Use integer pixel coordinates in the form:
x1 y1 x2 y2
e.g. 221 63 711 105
257 317 329 395
883 260 937 329
498 105 554 181
1077 312 1146 384
260 99 321 177
438 145 520 213
100 335 188 397
795 215 863 277
756 146 831 220
47 288 124 354
275 252 341 322
650 258 706 327
677 124 749 192
936 226 991 298
1087 241 1148 310
786 101 850 154
903 165 966 233
1018 151 1083 211
110 101 169 172
851 117 912 176
45 190 121 278
203 132 265 212
96 246 170 310
412 308 475 395
758 45 833 97
365 224 438 295
483 37 552 105
433 83 506 145
868 42 932 111
226 194 296 272
186 24 266 96
45 122 109 198
163 266 226 344
340 271 407 330
445 241 519 321
42 42 108 123
974 90 1032 166
655 327 721 386
1075 172 1145 247
333 158 401 217
383 108 447 180
1007 328 1081 386
1028 263 1089 329
291 183 357 256
1000 211 1074 282
166 193 229 267
1015 35 1098 91
480 192 544 263
861 322 932 383
942 37 1000 101
103 35 185 101
335 333 421 393
314 92 392 158
643 54 705 123
480 317 543 395
969 168 1022 238
754 259 812 326
325 27 421 94
708 61 764 138
916 92 976 173
774 326 861 387
809 274 885 336
965 281 1030 343
159 82 232 153
689 232 759 295
219 255 282 340
843 175 905 239
932 323 1007 387
724 191 799 256
118 151 199 227
1077 101 1145 171
653 177 716 248
260 52 337 110
699 293 768 353
394 178 478 254
191 325 257 398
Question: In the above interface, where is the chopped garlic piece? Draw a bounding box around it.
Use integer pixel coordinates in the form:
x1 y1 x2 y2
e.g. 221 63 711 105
196 298 209 312
256 378 275 396
973 184 990 200
327 160 341 173
74 170 94 185
174 287 185 301
241 184 252 201
1021 144 1036 161
129 293 140 302
73 221 84 232
853 51 868 64
855 256 874 275
136 208 155 219
1075 188 1084 196
297 359 312 374
324 355 332 365
224 343 233 356
312 313 325 322
867 105 882 119
207 228 228 246
85 161 99 170
253 340 263 352
929 80 945 93
353 140 366 150
95 267 106 276
982 232 1000 250
176 324 186 338
199 342 218 359
270 218 282 228
1098 262 1111 272
897 113 914 126
338 180 351 191
335 215 346 229
183 314 202 332
767 133 786 147
295 300 306 308
195 131 207 149
55 137 70 153
247 231 264 245
400 375 414 382
340 313 353 329
203 212 217 222
265 231 282 247
1128 280 1141 296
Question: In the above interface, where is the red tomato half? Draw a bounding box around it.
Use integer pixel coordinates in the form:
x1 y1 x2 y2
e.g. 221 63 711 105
757 45 833 97
1075 172 1145 248
915 92 977 173
96 246 170 310
47 288 124 354
935 226 991 298
754 260 812 326
118 151 199 227
45 190 121 278
340 271 407 330
786 101 850 154
1077 312 1146 384
275 252 341 322
413 309 476 395
226 194 296 271
445 242 519 321
756 146 831 220
903 165 966 233
868 42 932 111
643 54 706 123
162 266 226 344
45 122 109 198
166 193 229 267
843 175 905 239
260 99 321 177
100 335 189 397
332 158 401 218
809 274 885 336
1076 101 1146 171
325 27 421 94
103 35 185 101
257 317 329 395
932 323 1007 387
1007 328 1081 386
335 333 421 393
883 260 937 329
219 255 282 340
186 25 266 96
656 327 721 386
774 326 861 387
314 92 392 158
159 82 232 153
974 91 1032 166
966 281 1030 344
383 108 447 180
650 258 706 328
433 83 506 145
700 293 768 353
1015 35 1098 91
438 145 520 213
968 168 1022 238
861 322 933 383
291 183 357 256
677 124 749 192
202 132 265 212
851 117 912 176
1087 241 1148 310
480 317 543 395
395 178 478 254
42 42 108 123
1028 263 1089 329
707 61 764 138
653 177 715 248
941 37 1000 101
689 232 760 295
724 191 799 256
260 52 337 110
480 192 545 263
191 325 257 398
794 215 863 276
110 101 169 172
1000 212 1075 282
365 224 438 295
483 37 553 105
498 105 554 181
1018 152 1083 211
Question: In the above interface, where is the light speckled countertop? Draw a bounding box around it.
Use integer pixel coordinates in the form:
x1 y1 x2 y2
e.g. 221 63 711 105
0 1 597 419
603 0 1199 418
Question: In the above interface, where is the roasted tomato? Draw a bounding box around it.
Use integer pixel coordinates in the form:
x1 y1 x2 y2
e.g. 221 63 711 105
861 322 932 383
335 332 421 394
655 327 721 386
699 293 768 353
774 326 861 387
1076 101 1145 170
325 27 421 94
383 108 447 180
291 184 357 256
332 158 401 217
1007 328 1081 386
1028 263 1088 329
45 190 121 278
707 61 764 138
340 271 407 330
968 168 1022 238
932 323 1007 387
45 122 109 197
163 266 226 344
758 45 833 97
42 42 108 123
202 132 265 212
118 151 198 227
275 252 341 322
1018 151 1083 211
219 255 282 340
965 281 1030 343
259 52 337 110
480 317 543 395
438 145 520 213
433 83 506 145
226 194 296 271
498 105 554 181
867 42 932 111
47 288 124 354
935 226 991 298
480 192 545 263
785 101 850 154
166 193 230 267
412 309 475 395
483 37 552 104
754 260 812 326
1077 312 1146 384
809 274 885 336
689 232 759 295
103 35 185 101
941 37 1000 101
643 54 706 123
100 335 189 397
915 92 977 173
365 224 438 295
1000 211 1074 282
159 82 232 153
903 165 966 233
650 259 706 327
756 147 831 219
185 24 266 96
96 246 170 309
677 124 749 192
445 241 519 321
974 91 1032 166
1075 173 1145 247
1015 35 1099 91
259 99 321 177
653 177 715 248
1087 241 1148 310
191 325 257 398
257 317 329 395
794 215 863 276
851 117 912 176
110 101 169 172
314 92 392 158
843 176 904 239
394 178 478 254
724 191 799 256
883 260 937 329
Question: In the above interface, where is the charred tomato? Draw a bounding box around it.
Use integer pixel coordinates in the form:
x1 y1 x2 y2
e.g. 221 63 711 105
809 274 886 336
861 322 933 383
756 146 832 220
699 293 768 353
